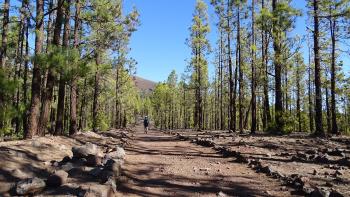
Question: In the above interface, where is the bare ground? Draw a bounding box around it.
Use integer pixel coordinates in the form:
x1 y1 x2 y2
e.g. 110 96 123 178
116 126 297 197
0 126 349 196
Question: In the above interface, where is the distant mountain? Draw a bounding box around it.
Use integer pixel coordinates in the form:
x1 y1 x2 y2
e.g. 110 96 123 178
132 76 157 94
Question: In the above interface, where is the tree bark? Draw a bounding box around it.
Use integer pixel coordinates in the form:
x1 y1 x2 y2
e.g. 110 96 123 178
92 52 101 132
329 11 338 135
39 0 65 136
56 0 71 135
251 0 257 134
0 0 10 68
26 0 45 139
313 0 325 136
272 0 284 133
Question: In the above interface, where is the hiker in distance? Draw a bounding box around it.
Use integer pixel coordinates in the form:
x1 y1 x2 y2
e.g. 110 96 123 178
144 116 150 134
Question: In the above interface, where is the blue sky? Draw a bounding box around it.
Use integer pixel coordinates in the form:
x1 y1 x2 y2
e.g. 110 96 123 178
124 0 207 82
124 0 349 82
123 0 310 82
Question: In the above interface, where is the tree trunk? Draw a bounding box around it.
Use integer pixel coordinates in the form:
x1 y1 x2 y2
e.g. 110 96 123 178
23 15 30 135
326 85 331 134
56 0 71 135
272 0 284 133
313 0 325 136
26 0 45 139
251 0 257 134
238 4 244 133
78 79 87 131
92 52 101 132
329 13 338 135
308 36 314 133
39 0 65 136
0 0 10 68
70 0 81 135
296 64 301 132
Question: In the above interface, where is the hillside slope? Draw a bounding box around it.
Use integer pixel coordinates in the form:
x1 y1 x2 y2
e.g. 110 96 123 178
133 76 157 94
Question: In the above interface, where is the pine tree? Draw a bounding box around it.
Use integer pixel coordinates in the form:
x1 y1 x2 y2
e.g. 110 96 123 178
188 0 210 131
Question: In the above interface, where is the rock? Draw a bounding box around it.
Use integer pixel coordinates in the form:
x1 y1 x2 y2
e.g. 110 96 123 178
311 187 331 197
61 162 75 171
100 170 115 183
104 159 123 178
86 154 103 167
72 143 100 159
328 148 345 157
47 170 68 187
12 169 31 179
334 170 343 176
313 169 318 176
306 149 318 155
217 191 228 197
89 167 103 177
104 147 125 162
0 182 15 194
330 189 345 197
59 156 71 164
199 168 210 171
16 177 46 195
337 157 350 167
281 152 291 157
261 166 274 176
31 141 42 148
315 154 331 164
235 153 249 163
302 185 315 195
325 182 333 187
293 176 309 188
297 152 308 160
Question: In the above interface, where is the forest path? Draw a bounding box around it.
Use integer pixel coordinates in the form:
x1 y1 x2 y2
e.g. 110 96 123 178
116 127 295 197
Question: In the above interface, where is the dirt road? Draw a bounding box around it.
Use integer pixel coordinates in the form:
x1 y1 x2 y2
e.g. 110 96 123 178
117 127 295 197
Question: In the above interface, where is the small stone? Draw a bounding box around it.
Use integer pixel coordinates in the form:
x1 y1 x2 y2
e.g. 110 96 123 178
86 154 102 167
313 169 318 176
217 191 227 197
311 187 330 197
89 167 103 177
72 143 100 159
335 170 343 176
330 189 345 197
16 177 46 195
61 162 74 171
47 170 68 187
325 182 333 187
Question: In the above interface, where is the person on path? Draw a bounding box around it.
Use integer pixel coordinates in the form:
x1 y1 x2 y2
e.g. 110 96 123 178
144 116 149 134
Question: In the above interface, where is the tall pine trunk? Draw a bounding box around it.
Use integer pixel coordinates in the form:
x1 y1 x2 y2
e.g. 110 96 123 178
329 12 338 135
92 52 101 132
56 0 71 135
272 0 284 133
251 0 257 134
70 0 80 135
313 0 325 136
26 0 45 139
0 0 10 68
39 0 65 135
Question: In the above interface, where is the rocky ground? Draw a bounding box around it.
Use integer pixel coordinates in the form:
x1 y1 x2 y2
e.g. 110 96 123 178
0 130 130 196
174 130 350 197
0 127 349 196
